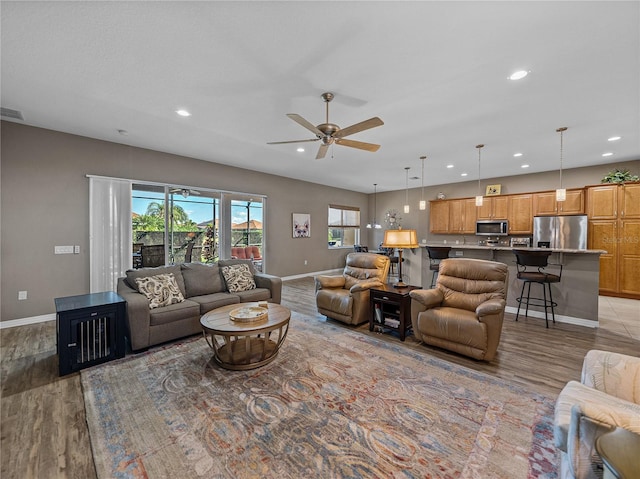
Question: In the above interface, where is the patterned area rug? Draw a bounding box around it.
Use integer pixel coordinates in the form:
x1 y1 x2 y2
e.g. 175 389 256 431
81 312 558 478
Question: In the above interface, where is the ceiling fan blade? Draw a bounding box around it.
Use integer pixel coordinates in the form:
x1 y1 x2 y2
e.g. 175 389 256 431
316 144 329 160
334 117 384 139
335 138 381 152
287 113 324 137
267 138 319 145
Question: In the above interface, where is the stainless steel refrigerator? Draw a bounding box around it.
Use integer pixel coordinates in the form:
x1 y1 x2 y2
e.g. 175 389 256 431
533 215 588 250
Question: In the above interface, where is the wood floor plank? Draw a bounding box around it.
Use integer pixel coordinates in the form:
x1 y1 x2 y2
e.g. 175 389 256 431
1 276 638 478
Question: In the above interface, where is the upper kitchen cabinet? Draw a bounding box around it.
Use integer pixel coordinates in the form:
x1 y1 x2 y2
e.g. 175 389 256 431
621 182 640 219
533 189 584 216
429 200 450 234
507 193 533 235
586 184 618 219
476 196 508 220
449 198 477 234
430 198 478 234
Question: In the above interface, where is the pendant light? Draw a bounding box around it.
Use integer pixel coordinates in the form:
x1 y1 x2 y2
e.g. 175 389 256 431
366 183 382 229
419 156 427 210
556 127 567 202
475 144 484 206
403 167 410 214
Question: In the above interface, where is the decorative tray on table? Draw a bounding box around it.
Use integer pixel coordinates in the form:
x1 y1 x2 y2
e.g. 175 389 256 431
229 306 268 323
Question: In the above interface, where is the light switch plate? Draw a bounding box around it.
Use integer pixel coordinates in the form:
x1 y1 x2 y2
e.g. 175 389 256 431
55 245 74 254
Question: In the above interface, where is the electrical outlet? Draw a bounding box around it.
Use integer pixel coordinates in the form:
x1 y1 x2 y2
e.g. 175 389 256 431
304 260 308 265
18 291 27 300
74 245 80 254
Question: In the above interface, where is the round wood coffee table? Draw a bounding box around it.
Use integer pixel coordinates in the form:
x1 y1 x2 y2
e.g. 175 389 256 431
200 302 290 370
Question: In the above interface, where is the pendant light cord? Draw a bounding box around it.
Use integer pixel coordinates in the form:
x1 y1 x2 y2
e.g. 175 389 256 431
557 127 567 189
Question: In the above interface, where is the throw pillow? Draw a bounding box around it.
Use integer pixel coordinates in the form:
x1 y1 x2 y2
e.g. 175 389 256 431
135 273 185 309
221 263 256 293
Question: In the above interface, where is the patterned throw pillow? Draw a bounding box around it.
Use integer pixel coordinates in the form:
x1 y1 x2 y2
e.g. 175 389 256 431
221 264 256 293
135 273 185 309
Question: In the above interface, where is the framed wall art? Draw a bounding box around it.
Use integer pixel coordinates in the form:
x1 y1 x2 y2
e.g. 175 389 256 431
485 184 502 196
292 213 310 238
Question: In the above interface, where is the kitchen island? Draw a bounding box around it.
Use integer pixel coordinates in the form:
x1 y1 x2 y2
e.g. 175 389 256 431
422 244 606 327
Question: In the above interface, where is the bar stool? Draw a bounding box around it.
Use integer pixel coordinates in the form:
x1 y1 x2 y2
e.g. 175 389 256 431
426 246 451 288
513 249 563 328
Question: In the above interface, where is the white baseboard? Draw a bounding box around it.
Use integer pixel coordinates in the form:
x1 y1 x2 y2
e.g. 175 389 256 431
282 269 342 281
1 313 56 329
504 306 598 328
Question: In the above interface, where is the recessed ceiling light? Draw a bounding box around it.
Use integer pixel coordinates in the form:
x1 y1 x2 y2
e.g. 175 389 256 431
461 172 468 177
513 153 523 157
521 164 530 168
602 152 613 157
175 109 191 117
446 164 454 169
607 136 621 142
509 70 529 80
296 147 305 152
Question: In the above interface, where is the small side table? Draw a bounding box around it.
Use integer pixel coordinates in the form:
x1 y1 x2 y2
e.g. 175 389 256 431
596 427 640 479
369 284 421 341
55 292 127 376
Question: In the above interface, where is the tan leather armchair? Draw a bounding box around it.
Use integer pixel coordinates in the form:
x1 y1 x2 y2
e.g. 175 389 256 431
315 252 390 326
554 350 640 479
409 258 508 361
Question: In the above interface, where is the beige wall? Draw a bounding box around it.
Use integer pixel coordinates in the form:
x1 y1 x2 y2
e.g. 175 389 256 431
2 121 638 322
1 121 366 321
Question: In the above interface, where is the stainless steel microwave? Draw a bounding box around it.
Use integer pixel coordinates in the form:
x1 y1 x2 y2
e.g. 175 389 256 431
476 220 509 236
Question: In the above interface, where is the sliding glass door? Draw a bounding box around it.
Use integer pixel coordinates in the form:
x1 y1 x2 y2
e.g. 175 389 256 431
131 185 263 269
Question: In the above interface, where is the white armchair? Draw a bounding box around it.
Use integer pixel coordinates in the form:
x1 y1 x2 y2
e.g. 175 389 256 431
554 350 640 479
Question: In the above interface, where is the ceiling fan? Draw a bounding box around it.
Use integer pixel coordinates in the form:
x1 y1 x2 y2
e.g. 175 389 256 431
170 187 200 198
267 92 384 159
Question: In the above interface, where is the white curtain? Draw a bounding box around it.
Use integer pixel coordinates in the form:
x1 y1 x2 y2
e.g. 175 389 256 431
89 177 132 293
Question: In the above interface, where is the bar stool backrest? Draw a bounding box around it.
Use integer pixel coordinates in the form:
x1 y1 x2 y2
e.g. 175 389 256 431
427 246 451 261
513 249 552 269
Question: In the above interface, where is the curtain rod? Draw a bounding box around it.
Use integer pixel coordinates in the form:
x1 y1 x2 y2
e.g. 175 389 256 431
86 174 267 199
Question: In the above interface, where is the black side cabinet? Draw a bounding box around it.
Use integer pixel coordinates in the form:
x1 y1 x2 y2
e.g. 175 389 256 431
369 284 421 341
54 292 126 376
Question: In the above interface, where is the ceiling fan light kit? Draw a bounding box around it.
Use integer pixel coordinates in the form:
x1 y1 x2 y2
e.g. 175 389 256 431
267 92 384 160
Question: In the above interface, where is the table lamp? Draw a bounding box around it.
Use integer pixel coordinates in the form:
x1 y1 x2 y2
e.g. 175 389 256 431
382 228 418 288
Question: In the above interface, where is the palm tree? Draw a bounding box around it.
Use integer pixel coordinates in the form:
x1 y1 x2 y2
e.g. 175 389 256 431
145 201 190 224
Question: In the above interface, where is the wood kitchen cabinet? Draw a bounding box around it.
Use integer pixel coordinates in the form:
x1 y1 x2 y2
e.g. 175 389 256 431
587 184 618 219
430 198 476 234
476 196 508 220
586 182 640 298
429 200 450 234
507 193 533 235
449 198 477 234
533 189 585 216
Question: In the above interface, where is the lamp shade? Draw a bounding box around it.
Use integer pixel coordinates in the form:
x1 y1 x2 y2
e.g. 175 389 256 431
382 229 419 249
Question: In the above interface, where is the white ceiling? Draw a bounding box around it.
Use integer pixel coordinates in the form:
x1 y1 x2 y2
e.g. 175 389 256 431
2 1 639 194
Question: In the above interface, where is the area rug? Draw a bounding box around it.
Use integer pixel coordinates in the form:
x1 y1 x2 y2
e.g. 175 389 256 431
81 312 558 478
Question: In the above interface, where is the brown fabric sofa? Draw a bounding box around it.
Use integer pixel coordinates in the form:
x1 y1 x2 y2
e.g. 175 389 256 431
117 259 282 351
409 258 508 361
315 252 390 326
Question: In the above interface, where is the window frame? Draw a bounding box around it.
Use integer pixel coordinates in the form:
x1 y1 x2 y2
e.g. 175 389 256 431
328 204 361 249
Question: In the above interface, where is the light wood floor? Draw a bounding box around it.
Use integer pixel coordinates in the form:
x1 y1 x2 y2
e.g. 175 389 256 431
1 277 638 479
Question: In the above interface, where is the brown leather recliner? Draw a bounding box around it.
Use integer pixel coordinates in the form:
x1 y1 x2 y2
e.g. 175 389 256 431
409 258 508 361
315 252 390 326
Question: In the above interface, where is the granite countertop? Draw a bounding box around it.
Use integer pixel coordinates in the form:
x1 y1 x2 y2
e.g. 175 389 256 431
421 243 606 254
